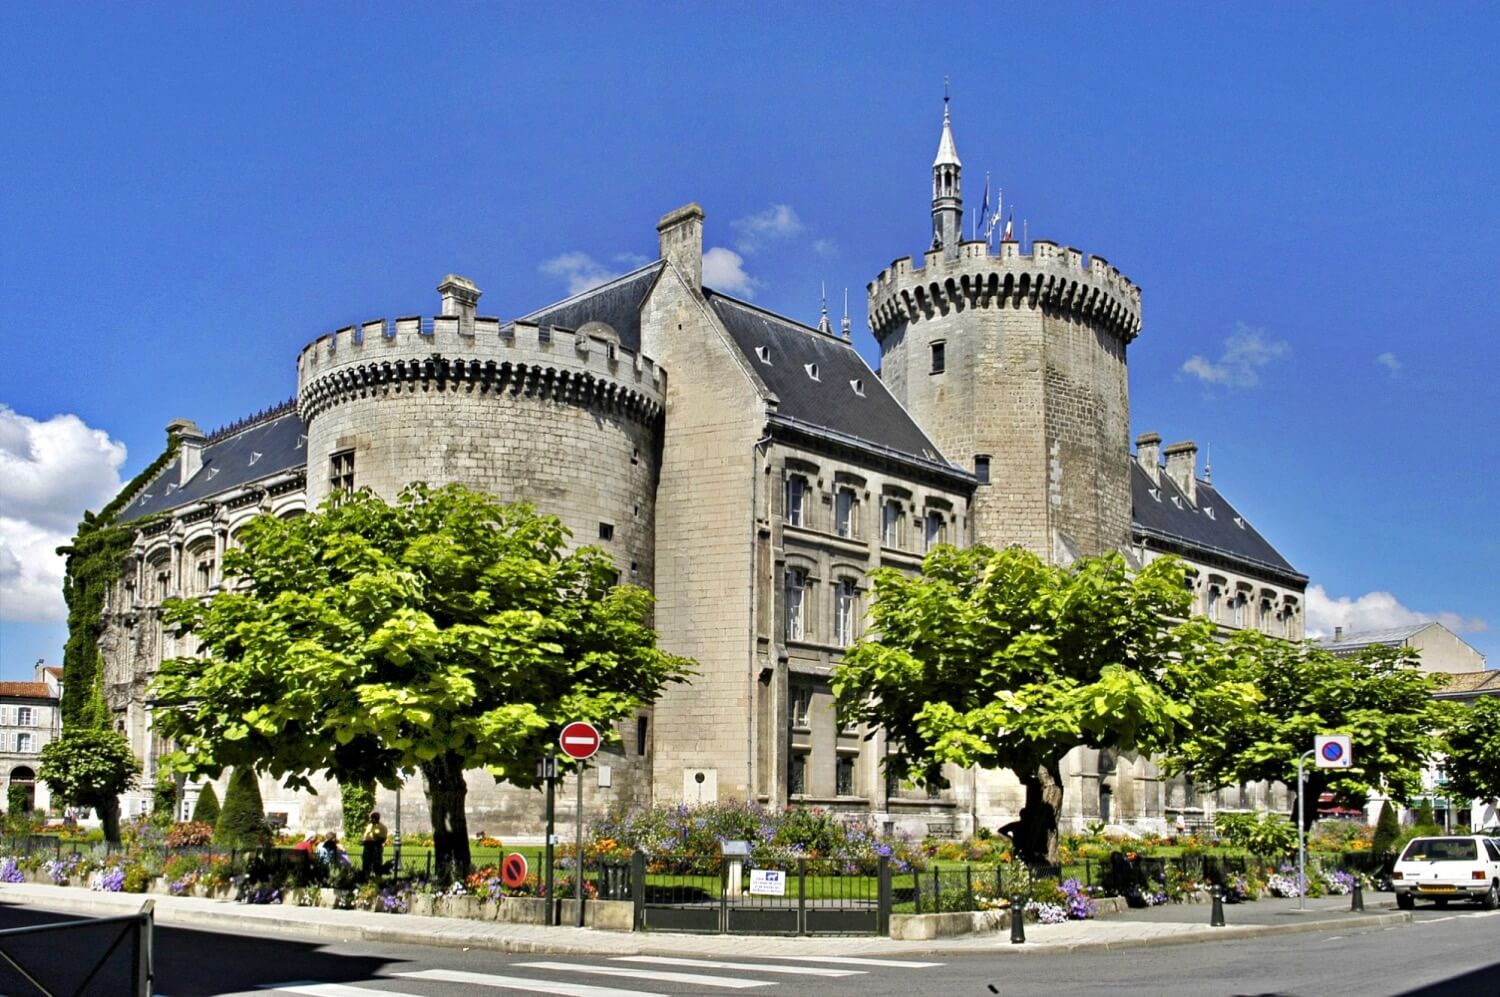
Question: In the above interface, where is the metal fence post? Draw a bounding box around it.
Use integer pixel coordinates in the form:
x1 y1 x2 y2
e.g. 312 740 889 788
631 852 646 931
964 865 973 911
797 859 807 936
877 855 891 937
136 900 155 996
931 866 940 911
913 866 923 913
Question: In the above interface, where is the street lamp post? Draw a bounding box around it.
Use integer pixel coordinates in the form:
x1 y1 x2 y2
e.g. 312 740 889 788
1296 749 1314 913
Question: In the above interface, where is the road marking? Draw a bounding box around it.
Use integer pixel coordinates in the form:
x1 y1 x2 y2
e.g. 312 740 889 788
516 961 772 989
396 968 667 996
613 956 864 977
763 956 944 968
256 985 425 997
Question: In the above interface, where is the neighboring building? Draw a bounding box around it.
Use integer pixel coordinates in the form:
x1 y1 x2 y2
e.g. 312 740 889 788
1317 621 1487 675
90 99 1305 836
1 661 63 814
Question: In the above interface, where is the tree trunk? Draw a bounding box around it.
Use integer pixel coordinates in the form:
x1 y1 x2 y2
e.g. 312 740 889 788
96 796 121 844
421 754 471 878
1015 760 1066 866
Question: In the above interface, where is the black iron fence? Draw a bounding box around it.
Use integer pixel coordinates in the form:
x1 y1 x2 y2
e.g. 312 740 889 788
0 901 154 996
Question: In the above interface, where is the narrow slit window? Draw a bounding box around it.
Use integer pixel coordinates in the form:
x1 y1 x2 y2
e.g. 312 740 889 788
930 341 946 374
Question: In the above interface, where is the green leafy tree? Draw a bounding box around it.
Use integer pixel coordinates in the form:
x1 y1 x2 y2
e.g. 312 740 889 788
153 483 692 874
341 781 375 843
832 546 1242 864
38 729 139 843
38 668 138 842
1373 799 1400 854
152 774 179 827
1167 634 1448 830
1414 796 1435 827
190 783 221 825
215 767 267 849
1441 696 1500 805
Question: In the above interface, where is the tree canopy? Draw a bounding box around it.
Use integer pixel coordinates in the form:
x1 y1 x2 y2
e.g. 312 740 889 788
831 545 1245 863
152 483 692 872
1441 695 1500 805
1165 633 1450 828
38 662 137 842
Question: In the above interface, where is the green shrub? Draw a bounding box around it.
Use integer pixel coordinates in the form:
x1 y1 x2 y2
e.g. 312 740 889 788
152 775 178 827
214 767 267 850
190 783 220 826
1373 801 1400 854
340 781 375 843
1414 798 1435 827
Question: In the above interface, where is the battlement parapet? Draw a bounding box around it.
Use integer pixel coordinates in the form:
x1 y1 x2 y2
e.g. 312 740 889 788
295 315 665 426
867 238 1142 343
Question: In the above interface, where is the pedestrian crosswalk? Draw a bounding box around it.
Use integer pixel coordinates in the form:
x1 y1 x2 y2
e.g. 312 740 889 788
247 954 943 996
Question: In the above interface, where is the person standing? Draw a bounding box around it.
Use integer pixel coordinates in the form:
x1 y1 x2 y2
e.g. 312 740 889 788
361 812 389 878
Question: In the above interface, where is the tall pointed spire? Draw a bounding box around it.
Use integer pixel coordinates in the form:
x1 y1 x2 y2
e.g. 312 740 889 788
840 288 851 340
817 281 833 335
931 83 963 257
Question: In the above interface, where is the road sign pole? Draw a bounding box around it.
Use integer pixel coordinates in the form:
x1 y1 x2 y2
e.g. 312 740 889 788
544 746 556 926
1297 749 1313 912
576 760 587 928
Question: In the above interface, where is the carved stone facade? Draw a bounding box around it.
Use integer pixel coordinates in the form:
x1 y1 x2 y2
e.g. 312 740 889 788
90 101 1305 837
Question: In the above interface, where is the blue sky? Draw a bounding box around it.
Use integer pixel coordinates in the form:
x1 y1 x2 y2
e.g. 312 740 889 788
2 3 1496 679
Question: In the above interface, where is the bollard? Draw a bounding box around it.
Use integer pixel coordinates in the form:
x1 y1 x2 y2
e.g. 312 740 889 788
1210 885 1226 927
1010 894 1026 944
1351 880 1365 912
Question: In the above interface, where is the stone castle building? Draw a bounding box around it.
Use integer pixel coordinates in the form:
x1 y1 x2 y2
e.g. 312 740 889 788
95 101 1305 835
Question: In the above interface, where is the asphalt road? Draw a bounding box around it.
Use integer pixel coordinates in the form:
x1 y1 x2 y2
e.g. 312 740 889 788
0 904 1496 996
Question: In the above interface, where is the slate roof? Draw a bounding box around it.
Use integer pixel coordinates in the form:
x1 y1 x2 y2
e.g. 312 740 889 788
1315 623 1433 652
118 409 307 523
1130 462 1306 586
0 682 54 700
514 262 664 354
705 291 956 471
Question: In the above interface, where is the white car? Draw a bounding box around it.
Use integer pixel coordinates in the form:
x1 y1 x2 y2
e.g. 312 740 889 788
1391 835 1500 910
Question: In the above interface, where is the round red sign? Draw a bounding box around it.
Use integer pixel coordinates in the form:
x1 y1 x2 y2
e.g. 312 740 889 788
559 721 602 760
500 852 529 888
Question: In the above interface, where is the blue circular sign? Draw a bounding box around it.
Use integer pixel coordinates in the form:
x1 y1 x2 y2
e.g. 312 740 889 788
1321 742 1345 762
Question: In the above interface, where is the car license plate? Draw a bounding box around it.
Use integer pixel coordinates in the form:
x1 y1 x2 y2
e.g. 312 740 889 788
1417 884 1456 893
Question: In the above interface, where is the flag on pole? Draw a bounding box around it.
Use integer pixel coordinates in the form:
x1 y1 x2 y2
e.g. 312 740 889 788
1001 213 1014 242
976 174 991 241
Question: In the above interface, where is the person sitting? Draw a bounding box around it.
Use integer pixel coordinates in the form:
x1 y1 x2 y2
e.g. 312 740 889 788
317 832 349 867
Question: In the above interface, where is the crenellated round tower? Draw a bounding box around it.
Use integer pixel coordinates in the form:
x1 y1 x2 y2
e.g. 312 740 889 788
295 275 666 586
868 104 1142 560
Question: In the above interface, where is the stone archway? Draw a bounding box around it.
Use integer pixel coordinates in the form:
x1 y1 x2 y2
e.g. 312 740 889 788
8 766 36 813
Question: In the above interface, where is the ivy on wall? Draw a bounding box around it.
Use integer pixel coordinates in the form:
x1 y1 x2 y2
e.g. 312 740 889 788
56 430 180 727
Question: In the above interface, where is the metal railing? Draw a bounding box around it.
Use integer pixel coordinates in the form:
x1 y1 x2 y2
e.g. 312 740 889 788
0 900 154 996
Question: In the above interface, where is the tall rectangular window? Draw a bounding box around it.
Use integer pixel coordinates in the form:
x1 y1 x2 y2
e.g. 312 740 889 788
790 685 811 728
785 475 807 527
16 733 33 753
924 511 945 551
835 756 855 796
834 578 856 646
974 455 990 484
789 753 807 796
784 568 806 641
930 341 946 374
835 487 856 538
329 450 355 494
636 715 649 756
1232 593 1246 627
881 501 902 548
1207 586 1220 621
16 707 32 727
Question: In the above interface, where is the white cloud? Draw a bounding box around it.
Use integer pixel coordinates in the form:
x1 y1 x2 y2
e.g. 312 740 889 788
1305 584 1488 640
539 252 651 296
0 406 126 622
1375 352 1400 375
1179 323 1290 389
812 238 838 258
702 246 760 297
731 204 803 253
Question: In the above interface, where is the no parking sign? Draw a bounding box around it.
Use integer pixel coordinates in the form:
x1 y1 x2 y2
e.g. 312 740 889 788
1314 734 1353 769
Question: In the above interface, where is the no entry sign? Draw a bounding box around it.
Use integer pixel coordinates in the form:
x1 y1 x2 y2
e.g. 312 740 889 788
559 721 602 760
500 852 529 888
1314 734 1353 769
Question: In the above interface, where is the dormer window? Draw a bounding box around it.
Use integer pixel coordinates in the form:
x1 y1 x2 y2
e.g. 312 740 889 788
1203 506 1215 519
1170 495 1183 509
755 345 772 365
1233 516 1246 529
850 378 864 396
1149 487 1160 502
804 362 819 381
249 451 263 466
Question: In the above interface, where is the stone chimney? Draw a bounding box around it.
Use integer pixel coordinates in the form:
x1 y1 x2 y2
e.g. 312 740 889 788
437 274 481 333
1334 626 1344 642
657 203 704 292
166 418 206 485
1163 440 1198 505
1135 432 1161 485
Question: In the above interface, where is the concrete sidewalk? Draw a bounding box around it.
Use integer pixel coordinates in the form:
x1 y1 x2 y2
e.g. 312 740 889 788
0 883 1410 958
